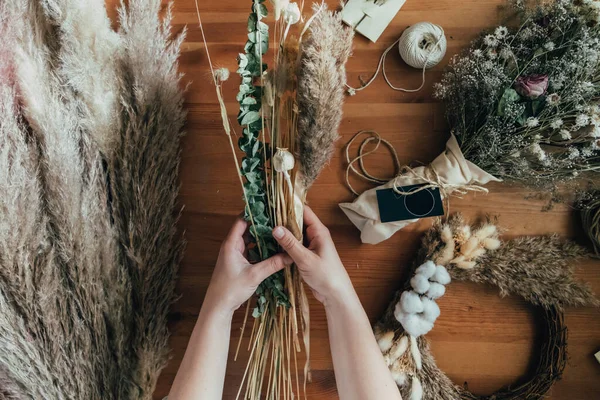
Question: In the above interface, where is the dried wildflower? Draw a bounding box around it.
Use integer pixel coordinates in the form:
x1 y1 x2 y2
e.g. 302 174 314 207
484 34 499 47
547 93 561 106
576 113 591 126
495 26 508 39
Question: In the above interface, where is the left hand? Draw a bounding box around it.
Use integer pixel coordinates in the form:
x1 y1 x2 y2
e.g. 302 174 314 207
203 217 292 315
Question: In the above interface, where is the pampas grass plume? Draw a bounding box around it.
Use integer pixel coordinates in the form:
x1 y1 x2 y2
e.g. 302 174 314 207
296 6 353 189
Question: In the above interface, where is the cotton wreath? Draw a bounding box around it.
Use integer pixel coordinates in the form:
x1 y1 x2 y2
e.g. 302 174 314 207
374 215 598 400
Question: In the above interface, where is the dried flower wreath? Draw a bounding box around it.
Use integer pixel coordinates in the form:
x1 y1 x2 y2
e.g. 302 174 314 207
374 214 598 400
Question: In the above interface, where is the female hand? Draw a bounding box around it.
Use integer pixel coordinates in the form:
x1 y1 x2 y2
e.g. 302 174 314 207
272 206 354 306
204 217 292 315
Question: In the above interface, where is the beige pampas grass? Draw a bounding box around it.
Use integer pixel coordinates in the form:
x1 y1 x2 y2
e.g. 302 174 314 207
296 6 353 190
0 0 185 398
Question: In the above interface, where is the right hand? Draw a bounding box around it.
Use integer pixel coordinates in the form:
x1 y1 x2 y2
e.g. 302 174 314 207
272 206 355 306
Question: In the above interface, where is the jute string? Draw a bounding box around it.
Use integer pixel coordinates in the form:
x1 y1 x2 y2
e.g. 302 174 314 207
344 131 490 215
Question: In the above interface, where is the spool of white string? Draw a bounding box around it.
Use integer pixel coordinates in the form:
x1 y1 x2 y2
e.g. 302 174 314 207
346 22 446 95
398 22 446 69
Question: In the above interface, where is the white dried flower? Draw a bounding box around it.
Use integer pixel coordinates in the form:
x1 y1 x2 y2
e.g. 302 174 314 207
530 143 546 161
282 2 301 25
546 93 561 106
472 49 483 57
484 34 499 47
495 26 508 39
550 118 563 129
591 114 600 127
576 114 591 127
499 47 513 60
591 126 600 138
559 129 572 140
568 147 580 159
214 68 230 82
525 117 540 127
544 41 555 51
487 48 498 59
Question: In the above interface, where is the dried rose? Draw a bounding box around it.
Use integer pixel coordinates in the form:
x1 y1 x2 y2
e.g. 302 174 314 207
514 74 549 99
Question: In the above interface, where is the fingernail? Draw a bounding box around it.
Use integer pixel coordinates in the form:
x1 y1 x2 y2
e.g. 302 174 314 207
273 227 285 239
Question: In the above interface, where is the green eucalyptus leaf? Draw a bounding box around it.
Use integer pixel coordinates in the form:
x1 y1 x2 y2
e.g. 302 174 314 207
242 157 261 172
240 110 261 126
242 96 257 105
256 3 268 18
251 201 265 215
248 14 257 32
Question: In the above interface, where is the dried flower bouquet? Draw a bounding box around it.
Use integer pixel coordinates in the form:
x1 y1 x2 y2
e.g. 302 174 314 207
197 1 353 398
341 0 600 244
435 0 600 185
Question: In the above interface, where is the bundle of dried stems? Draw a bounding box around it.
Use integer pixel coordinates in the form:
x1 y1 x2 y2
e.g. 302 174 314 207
374 214 598 400
0 0 185 398
195 1 353 399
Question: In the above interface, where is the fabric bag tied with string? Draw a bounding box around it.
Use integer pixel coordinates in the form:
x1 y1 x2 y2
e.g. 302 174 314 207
339 134 501 245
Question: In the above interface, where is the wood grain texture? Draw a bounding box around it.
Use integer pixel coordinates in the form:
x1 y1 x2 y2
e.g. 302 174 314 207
104 1 600 398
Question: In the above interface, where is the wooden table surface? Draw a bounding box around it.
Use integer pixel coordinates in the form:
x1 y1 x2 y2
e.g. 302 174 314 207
106 1 600 398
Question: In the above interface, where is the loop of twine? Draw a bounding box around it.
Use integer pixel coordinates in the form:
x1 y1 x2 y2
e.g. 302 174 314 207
344 131 490 217
346 22 447 96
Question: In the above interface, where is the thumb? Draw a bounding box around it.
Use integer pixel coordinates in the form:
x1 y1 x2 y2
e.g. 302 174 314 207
250 253 292 285
272 226 310 264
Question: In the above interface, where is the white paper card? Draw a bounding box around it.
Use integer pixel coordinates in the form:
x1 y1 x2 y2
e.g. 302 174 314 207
342 0 407 42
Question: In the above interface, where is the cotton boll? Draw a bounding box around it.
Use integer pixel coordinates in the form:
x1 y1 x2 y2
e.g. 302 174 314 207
377 331 395 352
432 265 451 285
398 314 434 337
415 261 437 279
410 376 423 400
483 237 501 250
421 297 441 323
401 291 424 314
410 274 430 294
394 302 407 324
426 282 446 300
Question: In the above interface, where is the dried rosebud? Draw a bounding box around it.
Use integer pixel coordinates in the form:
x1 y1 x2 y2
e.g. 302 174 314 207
514 74 549 99
273 148 295 173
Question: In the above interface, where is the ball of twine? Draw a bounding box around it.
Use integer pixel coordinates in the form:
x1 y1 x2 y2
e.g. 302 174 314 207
346 22 447 95
398 22 447 70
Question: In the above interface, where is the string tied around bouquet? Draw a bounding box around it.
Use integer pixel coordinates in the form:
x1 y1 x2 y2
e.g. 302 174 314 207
344 131 490 216
346 22 447 96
